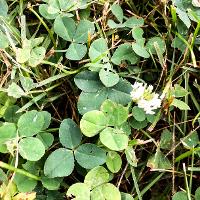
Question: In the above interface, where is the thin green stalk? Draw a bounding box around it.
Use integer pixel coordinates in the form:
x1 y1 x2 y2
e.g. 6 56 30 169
188 86 200 112
188 167 200 171
192 112 200 126
134 173 164 200
28 4 56 49
176 32 197 68
175 147 200 163
19 0 24 16
35 71 78 88
147 110 162 132
183 72 189 135
131 167 142 200
189 147 194 192
0 161 40 181
183 163 192 200
191 15 200 48
140 130 157 146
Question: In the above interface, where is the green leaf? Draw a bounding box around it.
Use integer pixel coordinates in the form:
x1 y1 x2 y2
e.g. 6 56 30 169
132 27 145 45
47 0 60 14
125 146 138 167
14 173 37 192
41 176 63 190
74 70 104 92
147 148 171 169
101 99 128 126
146 37 166 55
74 143 107 169
172 191 188 200
132 106 146 122
84 166 109 189
181 131 199 149
17 110 45 137
111 4 124 23
16 48 31 63
146 114 156 123
0 102 18 119
40 111 51 130
80 110 107 137
28 47 46 67
91 183 121 200
172 36 187 52
0 31 9 49
59 119 82 149
30 37 44 48
77 90 107 115
195 187 200 200
67 183 90 200
121 192 134 200
55 0 84 11
76 77 132 108
171 98 190 110
173 84 189 97
74 20 95 43
7 83 25 99
100 127 128 151
87 63 105 72
20 76 36 92
0 144 8 153
66 43 87 60
39 4 58 19
54 15 76 41
36 132 54 150
89 38 109 63
107 20 125 29
176 8 191 28
0 123 16 144
106 151 122 173
0 91 15 105
129 117 148 130
0 168 7 183
22 161 39 175
124 16 144 28
0 0 8 16
99 68 119 87
45 190 63 200
107 78 132 105
116 122 131 136
111 43 139 65
44 148 74 178
132 43 150 58
19 137 45 161
160 129 172 150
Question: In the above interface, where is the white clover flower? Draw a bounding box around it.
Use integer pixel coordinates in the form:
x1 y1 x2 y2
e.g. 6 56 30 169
130 82 162 115
138 94 162 114
130 82 146 102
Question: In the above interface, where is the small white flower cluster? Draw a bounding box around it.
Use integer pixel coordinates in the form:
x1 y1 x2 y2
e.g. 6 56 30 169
130 82 162 115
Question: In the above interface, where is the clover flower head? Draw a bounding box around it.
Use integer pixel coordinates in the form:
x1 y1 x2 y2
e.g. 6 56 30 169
130 82 146 102
130 82 162 115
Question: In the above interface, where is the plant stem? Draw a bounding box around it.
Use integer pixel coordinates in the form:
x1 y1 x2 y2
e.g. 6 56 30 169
131 167 142 200
28 4 56 49
135 173 164 200
0 161 41 181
